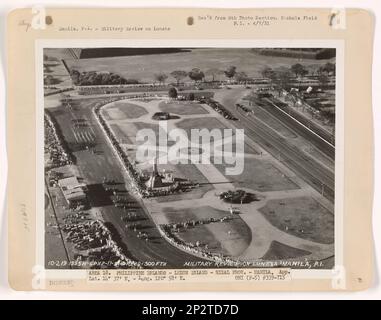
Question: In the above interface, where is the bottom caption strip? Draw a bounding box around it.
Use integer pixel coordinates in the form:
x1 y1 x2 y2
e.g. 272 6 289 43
87 268 291 283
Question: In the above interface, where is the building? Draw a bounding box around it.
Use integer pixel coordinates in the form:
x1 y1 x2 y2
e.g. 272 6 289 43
58 176 87 207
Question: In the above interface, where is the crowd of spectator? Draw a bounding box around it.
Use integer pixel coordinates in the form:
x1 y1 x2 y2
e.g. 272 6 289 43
62 219 140 269
165 215 233 233
93 99 150 195
235 103 253 115
44 112 73 169
44 86 74 97
159 224 238 266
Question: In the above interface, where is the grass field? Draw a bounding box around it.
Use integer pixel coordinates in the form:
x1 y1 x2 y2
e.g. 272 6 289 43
102 102 148 120
65 48 335 84
215 141 259 155
109 121 163 146
259 197 334 244
109 123 135 144
176 117 233 142
163 205 251 256
159 101 209 115
214 157 299 192
261 241 312 260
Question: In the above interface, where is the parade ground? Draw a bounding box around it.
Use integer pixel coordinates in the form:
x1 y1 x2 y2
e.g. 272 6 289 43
99 93 334 262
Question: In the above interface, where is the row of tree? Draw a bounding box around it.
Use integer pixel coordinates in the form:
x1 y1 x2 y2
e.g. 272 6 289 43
155 65 250 85
70 66 249 87
262 62 335 79
69 61 335 87
157 62 335 86
70 70 139 86
261 62 336 93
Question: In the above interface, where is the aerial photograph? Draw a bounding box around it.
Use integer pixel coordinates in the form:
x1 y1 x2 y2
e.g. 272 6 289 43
43 47 336 270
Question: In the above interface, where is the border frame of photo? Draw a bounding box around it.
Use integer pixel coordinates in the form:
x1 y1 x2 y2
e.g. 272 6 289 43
7 7 374 291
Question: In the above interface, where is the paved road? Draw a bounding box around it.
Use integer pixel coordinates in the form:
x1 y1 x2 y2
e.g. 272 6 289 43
262 97 335 159
49 98 208 268
214 90 335 202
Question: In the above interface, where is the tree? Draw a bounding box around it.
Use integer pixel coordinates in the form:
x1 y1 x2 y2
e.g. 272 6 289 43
224 66 237 80
168 87 178 99
70 69 81 85
301 68 309 77
234 71 249 83
44 65 53 74
101 73 111 84
44 75 61 86
110 74 124 84
205 68 222 82
261 66 277 89
278 71 293 88
273 70 293 96
323 62 336 76
170 70 188 86
69 69 130 86
285 93 297 106
154 73 168 85
43 54 58 62
188 68 205 83
318 74 330 89
261 66 275 79
291 63 307 77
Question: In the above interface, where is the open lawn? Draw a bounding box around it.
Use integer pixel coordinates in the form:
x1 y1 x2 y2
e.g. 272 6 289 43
109 123 135 144
176 117 233 142
261 241 312 260
109 121 163 146
163 205 251 256
259 197 334 244
102 102 148 120
159 101 209 115
215 140 259 155
214 157 299 192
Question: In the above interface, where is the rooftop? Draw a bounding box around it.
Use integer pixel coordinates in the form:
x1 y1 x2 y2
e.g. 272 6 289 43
58 176 86 202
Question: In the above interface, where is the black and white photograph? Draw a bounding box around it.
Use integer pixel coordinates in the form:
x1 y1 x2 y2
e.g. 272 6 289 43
42 46 337 271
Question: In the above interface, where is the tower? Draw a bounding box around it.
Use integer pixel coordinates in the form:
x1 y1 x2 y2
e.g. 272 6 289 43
152 157 159 176
147 157 163 189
